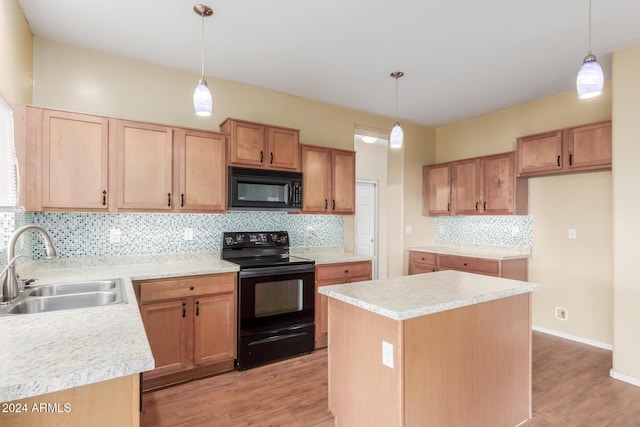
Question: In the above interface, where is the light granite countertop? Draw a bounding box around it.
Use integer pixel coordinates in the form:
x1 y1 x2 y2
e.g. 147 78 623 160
318 270 538 321
408 244 531 260
0 252 239 403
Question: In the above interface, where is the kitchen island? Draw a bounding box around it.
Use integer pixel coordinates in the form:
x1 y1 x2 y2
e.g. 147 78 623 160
319 270 538 427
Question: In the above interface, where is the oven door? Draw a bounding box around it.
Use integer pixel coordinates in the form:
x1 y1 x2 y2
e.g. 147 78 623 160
237 264 315 369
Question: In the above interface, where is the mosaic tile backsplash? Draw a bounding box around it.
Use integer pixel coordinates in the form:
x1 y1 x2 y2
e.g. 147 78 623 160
0 212 343 267
435 215 532 247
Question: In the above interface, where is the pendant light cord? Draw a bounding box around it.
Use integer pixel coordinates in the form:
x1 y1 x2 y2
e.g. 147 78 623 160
200 12 205 79
588 0 592 54
395 77 399 121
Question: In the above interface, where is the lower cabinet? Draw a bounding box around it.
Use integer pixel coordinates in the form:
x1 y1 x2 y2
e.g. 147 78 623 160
408 250 527 281
315 260 372 349
134 272 237 391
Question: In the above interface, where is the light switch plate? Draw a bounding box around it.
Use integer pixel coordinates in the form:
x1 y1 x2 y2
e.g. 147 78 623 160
382 341 394 368
109 228 121 244
184 228 194 241
405 226 412 234
568 228 577 240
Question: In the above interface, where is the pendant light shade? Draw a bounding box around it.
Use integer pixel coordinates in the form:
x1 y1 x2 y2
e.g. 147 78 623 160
389 71 404 148
390 122 403 148
577 54 604 99
576 0 603 99
193 78 212 116
193 4 213 116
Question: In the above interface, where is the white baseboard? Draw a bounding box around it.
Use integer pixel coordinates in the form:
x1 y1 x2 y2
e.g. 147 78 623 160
610 369 640 387
532 325 612 350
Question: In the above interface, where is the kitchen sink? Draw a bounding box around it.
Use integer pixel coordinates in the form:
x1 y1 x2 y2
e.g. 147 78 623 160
26 280 118 296
0 279 126 316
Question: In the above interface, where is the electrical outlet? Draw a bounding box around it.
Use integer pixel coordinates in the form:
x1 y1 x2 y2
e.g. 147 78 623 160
568 228 577 240
306 226 315 236
555 307 568 321
109 228 121 244
405 226 412 234
382 341 394 368
184 228 194 241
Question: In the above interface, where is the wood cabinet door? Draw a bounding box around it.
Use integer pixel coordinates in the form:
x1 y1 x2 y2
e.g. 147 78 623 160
268 127 300 170
517 130 563 176
140 299 190 378
452 158 481 215
41 110 109 209
482 152 515 214
301 145 332 213
228 121 266 167
423 163 451 216
331 149 356 214
177 129 226 212
113 120 173 210
193 293 237 366
566 121 612 171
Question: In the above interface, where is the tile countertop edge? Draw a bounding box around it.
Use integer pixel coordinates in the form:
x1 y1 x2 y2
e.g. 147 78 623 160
1 257 241 403
318 271 539 321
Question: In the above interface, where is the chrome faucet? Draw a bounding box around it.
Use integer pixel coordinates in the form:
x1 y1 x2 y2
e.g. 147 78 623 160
1 225 58 303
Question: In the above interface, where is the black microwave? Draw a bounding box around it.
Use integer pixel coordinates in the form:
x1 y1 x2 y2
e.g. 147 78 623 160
228 167 303 211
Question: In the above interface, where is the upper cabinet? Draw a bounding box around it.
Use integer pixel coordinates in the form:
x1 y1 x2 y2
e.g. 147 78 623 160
425 152 527 216
18 107 109 211
423 163 452 216
220 118 301 171
175 128 226 212
111 120 174 211
18 106 226 213
517 120 611 177
301 145 355 214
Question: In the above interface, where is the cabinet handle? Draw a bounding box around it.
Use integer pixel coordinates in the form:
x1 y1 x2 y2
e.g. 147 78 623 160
260 150 264 164
196 300 200 316
182 302 186 318
102 190 107 206
325 199 328 210
557 155 561 167
167 193 172 207
483 201 486 211
447 202 450 212
332 200 336 210
270 152 274 164
475 201 479 211
569 153 573 166
181 193 185 208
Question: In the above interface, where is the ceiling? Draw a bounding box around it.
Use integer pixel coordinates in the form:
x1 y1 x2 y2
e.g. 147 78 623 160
17 0 640 127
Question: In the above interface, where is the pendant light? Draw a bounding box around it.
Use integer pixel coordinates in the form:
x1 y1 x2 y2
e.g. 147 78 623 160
576 0 603 99
389 71 404 148
193 4 213 116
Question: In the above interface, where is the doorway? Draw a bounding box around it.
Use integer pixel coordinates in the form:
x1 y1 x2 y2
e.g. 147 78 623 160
355 180 378 279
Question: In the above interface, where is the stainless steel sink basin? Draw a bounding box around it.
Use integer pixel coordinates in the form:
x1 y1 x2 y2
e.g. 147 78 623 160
0 278 126 316
9 292 119 314
26 280 118 296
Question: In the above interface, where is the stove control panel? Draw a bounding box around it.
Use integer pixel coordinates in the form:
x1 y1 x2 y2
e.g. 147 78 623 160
223 231 289 248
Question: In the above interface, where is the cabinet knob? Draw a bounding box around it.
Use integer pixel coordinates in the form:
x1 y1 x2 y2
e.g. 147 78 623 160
190 286 194 291
463 263 468 266
345 270 349 274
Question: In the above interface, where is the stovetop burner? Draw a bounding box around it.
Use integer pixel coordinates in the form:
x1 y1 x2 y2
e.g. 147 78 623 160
221 231 314 270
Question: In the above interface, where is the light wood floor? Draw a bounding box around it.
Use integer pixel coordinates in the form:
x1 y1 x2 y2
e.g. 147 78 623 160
141 331 640 426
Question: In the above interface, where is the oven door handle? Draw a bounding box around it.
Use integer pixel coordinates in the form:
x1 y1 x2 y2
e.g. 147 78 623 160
239 263 316 278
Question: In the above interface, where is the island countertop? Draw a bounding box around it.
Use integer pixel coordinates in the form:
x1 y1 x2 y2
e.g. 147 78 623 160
318 270 538 321
0 252 239 403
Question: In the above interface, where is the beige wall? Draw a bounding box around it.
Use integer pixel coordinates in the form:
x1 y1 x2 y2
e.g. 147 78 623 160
31 37 435 271
0 0 32 106
612 44 640 381
436 84 613 345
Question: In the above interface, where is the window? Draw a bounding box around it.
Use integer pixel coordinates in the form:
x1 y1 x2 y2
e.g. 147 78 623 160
0 96 18 210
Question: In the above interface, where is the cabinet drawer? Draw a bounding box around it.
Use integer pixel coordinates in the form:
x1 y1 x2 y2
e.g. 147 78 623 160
139 273 236 303
316 261 372 282
409 251 437 266
438 255 499 276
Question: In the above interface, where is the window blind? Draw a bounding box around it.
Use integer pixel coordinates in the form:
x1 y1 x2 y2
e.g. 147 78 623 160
0 96 18 209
